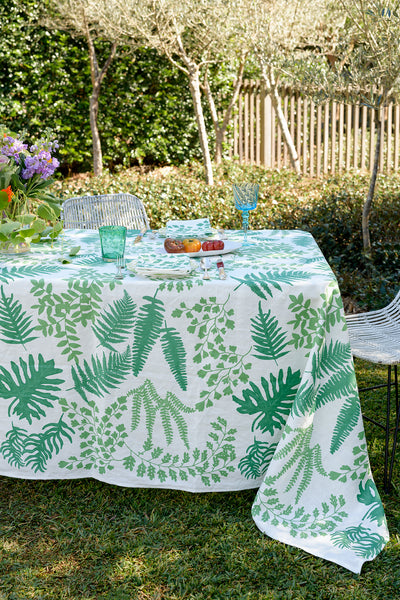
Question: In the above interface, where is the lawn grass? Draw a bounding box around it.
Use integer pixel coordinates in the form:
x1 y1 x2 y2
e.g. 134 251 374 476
0 364 399 600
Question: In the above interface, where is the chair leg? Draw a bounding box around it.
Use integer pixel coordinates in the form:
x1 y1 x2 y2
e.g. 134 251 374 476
383 366 392 493
388 365 399 491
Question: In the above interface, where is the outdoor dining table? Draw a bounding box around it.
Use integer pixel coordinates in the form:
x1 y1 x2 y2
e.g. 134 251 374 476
0 227 389 573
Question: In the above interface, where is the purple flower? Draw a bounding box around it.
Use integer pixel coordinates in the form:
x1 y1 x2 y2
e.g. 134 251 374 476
22 153 60 180
1 136 28 164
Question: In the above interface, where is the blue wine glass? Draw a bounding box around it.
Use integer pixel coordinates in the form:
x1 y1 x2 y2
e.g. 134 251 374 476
233 183 259 245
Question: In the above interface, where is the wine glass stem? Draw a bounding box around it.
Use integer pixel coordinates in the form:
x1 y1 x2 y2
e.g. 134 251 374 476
242 209 249 243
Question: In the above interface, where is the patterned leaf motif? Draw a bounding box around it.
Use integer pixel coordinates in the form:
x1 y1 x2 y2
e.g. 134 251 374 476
254 491 348 538
330 395 361 454
71 346 132 402
160 325 187 391
92 290 136 351
0 285 38 347
0 425 28 467
24 418 74 472
293 340 356 417
265 424 327 503
232 367 301 435
250 301 289 363
233 270 309 301
239 439 277 479
130 380 195 448
330 525 386 559
132 295 165 376
0 264 62 283
0 354 64 424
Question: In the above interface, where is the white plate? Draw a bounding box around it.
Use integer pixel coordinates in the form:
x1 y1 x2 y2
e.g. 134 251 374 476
163 240 242 258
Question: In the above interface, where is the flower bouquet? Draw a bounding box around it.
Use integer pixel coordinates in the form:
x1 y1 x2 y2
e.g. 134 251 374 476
0 127 63 254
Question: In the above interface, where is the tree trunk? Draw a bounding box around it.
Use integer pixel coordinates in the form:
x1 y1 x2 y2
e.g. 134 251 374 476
84 11 117 177
270 83 301 176
203 57 247 165
188 69 214 185
259 64 301 176
90 85 103 177
362 109 382 256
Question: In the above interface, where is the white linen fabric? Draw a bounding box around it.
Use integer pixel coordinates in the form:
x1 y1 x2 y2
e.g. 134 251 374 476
0 228 389 573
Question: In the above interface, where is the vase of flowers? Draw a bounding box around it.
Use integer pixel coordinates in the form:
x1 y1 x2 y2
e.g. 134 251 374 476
0 127 63 254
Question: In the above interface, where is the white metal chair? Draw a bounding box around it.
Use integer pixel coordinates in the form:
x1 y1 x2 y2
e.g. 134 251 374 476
346 290 400 492
61 193 150 230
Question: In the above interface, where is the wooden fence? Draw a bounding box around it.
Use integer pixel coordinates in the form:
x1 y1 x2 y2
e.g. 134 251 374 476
231 80 400 176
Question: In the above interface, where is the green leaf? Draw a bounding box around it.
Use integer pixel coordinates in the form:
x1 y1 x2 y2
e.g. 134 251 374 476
132 294 165 376
92 290 136 351
160 325 187 391
0 285 38 347
232 367 301 435
250 301 289 363
71 346 132 402
0 354 64 424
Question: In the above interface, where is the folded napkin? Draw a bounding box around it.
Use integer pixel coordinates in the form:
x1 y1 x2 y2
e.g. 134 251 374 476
127 253 193 277
165 218 213 238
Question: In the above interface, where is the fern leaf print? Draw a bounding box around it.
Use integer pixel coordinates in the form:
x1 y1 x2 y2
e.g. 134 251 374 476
132 295 165 376
160 325 187 390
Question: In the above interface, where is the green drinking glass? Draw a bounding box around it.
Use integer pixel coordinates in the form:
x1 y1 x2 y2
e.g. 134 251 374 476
99 225 127 262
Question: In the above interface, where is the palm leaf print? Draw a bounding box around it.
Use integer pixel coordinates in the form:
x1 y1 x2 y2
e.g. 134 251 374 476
0 354 64 424
130 380 195 448
0 425 28 467
232 367 301 436
293 340 356 417
0 264 62 283
318 340 353 379
233 270 309 301
71 346 132 402
239 439 277 479
250 301 289 363
92 290 136 351
0 285 38 347
132 295 165 376
160 325 187 391
24 418 74 473
330 395 361 453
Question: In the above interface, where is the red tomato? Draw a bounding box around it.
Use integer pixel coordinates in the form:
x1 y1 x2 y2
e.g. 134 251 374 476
202 240 224 252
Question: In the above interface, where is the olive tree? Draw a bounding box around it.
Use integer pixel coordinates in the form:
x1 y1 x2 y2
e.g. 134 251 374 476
43 0 120 176
302 0 400 255
244 0 332 176
94 0 251 185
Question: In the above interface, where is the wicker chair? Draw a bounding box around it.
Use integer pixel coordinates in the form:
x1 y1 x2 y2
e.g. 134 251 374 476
61 193 150 230
346 290 400 492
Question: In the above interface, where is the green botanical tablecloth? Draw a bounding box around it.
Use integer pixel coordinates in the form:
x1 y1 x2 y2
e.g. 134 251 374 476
0 229 389 573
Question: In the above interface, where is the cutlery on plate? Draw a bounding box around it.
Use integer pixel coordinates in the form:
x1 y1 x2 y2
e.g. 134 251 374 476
216 257 227 280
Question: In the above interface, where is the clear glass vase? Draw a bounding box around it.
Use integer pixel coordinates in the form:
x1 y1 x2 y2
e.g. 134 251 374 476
0 239 31 255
